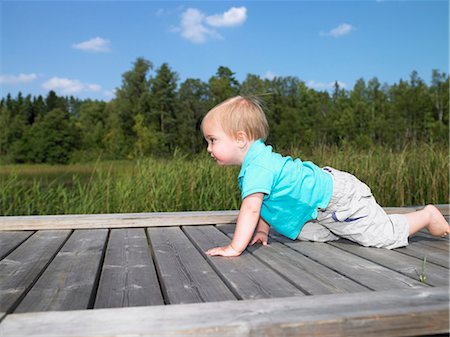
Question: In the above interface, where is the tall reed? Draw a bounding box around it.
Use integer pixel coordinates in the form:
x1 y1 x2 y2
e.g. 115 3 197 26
0 144 448 216
297 143 449 207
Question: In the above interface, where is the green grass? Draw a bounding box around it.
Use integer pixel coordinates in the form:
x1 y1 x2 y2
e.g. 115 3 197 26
417 256 427 283
0 144 448 216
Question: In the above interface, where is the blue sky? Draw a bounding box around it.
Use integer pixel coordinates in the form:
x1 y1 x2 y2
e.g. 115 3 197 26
1 1 448 101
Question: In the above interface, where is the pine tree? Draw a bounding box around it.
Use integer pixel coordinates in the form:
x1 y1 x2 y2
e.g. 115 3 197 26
208 66 240 105
149 63 179 153
107 57 153 156
177 78 209 153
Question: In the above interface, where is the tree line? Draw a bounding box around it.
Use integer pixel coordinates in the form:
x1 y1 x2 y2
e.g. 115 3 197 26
1 57 448 164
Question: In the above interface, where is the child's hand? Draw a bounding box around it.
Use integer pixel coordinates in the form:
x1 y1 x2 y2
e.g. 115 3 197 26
206 245 242 257
250 231 268 246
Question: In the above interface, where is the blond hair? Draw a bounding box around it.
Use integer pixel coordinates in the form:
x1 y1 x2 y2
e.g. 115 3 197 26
202 96 269 141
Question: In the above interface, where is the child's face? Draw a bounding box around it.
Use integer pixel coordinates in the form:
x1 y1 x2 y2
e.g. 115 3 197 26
202 118 244 166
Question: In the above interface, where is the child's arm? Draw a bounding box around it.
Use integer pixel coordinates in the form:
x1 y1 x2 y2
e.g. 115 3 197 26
206 193 264 257
250 217 270 246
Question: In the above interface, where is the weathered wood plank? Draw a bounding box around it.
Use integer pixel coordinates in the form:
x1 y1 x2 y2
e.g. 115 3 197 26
271 233 428 291
0 210 239 231
382 206 417 214
0 230 71 314
217 224 369 295
94 228 164 308
394 241 449 269
436 204 450 215
0 231 34 260
418 229 449 242
329 239 449 287
410 232 449 251
14 229 108 313
147 227 236 304
384 204 449 215
1 287 448 337
1 205 447 231
183 225 305 300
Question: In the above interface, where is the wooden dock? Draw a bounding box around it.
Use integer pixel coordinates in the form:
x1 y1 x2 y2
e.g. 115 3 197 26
0 206 449 336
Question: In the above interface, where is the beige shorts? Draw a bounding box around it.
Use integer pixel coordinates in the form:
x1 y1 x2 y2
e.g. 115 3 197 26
297 167 409 249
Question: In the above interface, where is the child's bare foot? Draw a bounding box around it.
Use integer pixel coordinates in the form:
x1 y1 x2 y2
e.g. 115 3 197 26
424 205 450 237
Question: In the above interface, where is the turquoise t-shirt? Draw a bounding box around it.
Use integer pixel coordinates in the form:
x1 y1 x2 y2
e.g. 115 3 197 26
238 139 333 240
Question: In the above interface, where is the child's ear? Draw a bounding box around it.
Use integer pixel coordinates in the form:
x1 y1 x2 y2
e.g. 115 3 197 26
236 131 249 148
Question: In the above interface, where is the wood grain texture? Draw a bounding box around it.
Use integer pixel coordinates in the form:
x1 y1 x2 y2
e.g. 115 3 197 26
0 210 239 231
0 230 71 313
218 224 369 295
410 232 450 251
14 229 108 313
184 225 305 300
94 228 164 308
148 227 236 304
395 242 449 268
0 231 34 260
1 287 448 337
1 205 447 230
329 239 449 287
0 207 448 337
271 232 429 291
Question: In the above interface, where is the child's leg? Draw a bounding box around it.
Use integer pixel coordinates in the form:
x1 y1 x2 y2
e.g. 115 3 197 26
406 205 450 237
297 220 340 242
316 168 410 249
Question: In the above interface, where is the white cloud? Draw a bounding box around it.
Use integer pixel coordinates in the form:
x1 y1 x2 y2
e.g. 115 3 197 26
0 73 38 85
72 37 111 52
174 7 247 43
42 77 101 95
307 80 347 90
320 23 355 38
176 8 220 44
206 7 247 27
